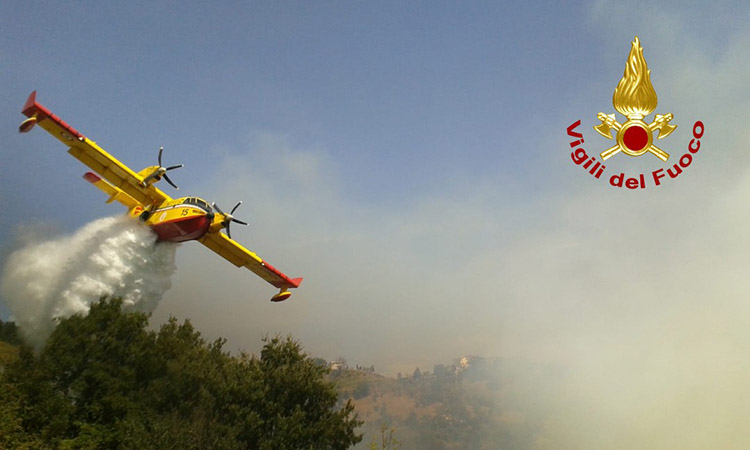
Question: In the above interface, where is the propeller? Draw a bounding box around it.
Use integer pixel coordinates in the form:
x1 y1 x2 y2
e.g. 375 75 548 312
212 201 248 239
141 146 184 189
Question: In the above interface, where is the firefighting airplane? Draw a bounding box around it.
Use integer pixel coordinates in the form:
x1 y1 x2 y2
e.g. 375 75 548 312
19 91 302 302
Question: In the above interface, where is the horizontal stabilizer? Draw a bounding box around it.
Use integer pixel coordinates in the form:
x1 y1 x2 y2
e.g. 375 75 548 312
83 172 139 208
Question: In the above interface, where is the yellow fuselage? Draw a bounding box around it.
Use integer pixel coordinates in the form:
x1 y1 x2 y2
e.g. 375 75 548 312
130 197 215 243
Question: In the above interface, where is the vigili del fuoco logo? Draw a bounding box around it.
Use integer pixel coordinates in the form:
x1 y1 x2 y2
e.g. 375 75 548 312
567 37 704 189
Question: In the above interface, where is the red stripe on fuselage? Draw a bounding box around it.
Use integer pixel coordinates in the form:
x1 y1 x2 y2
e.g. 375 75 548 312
151 215 212 243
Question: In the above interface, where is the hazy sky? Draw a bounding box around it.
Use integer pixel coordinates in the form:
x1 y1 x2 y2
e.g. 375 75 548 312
2 1 750 447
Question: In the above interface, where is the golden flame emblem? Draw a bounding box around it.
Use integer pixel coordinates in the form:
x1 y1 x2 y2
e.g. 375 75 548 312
613 37 657 119
594 37 676 161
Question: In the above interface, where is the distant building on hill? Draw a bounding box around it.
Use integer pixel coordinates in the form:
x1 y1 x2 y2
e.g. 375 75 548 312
329 358 348 372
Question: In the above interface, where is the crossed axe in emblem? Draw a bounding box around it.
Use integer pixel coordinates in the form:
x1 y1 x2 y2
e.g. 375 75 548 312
594 112 677 162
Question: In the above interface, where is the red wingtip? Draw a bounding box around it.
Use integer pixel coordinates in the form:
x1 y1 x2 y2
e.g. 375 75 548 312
290 277 303 288
22 91 38 117
18 90 84 139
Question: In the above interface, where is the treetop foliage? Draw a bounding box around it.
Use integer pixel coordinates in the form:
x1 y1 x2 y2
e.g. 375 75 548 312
0 318 20 346
0 299 362 450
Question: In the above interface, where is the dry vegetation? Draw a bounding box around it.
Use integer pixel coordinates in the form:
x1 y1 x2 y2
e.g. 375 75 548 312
331 358 556 450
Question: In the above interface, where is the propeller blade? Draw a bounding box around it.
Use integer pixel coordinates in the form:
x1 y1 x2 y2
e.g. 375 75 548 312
211 201 248 238
163 174 179 190
151 146 182 190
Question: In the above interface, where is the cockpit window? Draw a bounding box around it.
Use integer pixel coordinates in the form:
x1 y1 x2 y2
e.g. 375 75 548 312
184 197 211 212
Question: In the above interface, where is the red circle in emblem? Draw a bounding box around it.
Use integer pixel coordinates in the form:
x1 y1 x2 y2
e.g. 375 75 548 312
623 125 649 151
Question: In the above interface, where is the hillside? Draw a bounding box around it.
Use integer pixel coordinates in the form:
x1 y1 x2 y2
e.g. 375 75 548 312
333 357 561 449
2 314 556 449
0 340 19 368
0 319 20 368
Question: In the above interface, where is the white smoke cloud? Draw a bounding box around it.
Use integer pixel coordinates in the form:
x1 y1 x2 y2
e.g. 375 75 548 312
1 216 177 349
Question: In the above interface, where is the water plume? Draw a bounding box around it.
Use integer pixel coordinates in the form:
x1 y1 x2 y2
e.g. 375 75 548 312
1 216 177 349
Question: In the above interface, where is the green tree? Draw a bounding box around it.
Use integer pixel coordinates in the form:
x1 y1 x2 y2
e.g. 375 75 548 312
0 318 21 345
0 299 362 449
245 335 363 450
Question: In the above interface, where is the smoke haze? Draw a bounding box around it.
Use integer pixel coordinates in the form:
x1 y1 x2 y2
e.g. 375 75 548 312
154 15 750 446
1 216 176 349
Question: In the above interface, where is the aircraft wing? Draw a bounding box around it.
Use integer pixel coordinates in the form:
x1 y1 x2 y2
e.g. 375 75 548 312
199 231 303 301
20 91 171 207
